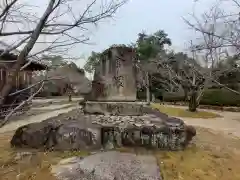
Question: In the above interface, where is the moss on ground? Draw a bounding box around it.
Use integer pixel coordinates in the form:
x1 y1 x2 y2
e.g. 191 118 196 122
151 104 221 118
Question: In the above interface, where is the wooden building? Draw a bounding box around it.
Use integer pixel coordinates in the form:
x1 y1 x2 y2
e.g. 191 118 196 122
0 50 47 118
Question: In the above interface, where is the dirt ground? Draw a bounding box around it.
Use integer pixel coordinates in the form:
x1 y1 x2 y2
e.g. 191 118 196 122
166 105 240 138
0 100 240 180
0 127 240 180
0 99 80 133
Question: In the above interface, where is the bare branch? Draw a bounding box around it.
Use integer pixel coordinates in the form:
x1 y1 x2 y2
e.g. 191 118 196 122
0 0 56 105
0 36 30 57
0 0 127 127
1 81 45 127
0 76 65 99
0 0 127 36
0 0 18 20
232 0 240 7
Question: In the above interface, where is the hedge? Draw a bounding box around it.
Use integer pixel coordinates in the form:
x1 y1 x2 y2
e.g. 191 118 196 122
137 88 164 100
162 92 185 102
162 89 240 107
200 89 240 106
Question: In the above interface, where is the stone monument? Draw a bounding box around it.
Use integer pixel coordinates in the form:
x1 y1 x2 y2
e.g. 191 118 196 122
10 45 196 152
84 46 146 116
90 46 137 101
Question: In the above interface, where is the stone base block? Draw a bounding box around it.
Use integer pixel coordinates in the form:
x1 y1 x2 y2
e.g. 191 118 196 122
83 101 149 116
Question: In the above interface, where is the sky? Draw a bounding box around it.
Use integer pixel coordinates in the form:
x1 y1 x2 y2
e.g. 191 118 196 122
1 0 224 72
71 0 218 69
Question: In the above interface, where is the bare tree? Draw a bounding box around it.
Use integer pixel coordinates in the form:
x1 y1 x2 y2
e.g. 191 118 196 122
147 47 239 112
188 1 239 75
185 0 239 63
161 0 240 111
0 0 127 122
144 53 205 112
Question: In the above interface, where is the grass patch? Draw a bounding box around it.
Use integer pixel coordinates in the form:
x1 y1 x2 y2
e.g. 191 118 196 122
116 145 240 180
155 145 240 180
60 150 91 159
151 104 221 118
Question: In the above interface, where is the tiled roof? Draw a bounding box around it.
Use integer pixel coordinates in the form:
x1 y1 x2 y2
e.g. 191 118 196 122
0 41 48 68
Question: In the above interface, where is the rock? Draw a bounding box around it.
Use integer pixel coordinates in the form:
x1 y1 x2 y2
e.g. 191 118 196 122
10 121 56 149
79 99 86 107
165 117 184 127
14 151 34 161
51 151 162 180
52 121 102 151
184 125 196 145
143 107 169 120
11 119 102 151
10 107 196 151
121 125 142 146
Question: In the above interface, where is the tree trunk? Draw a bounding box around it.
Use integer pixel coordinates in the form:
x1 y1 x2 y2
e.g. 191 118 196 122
146 72 150 105
188 90 197 112
68 94 72 102
152 93 155 102
146 88 150 104
188 72 198 112
183 88 188 101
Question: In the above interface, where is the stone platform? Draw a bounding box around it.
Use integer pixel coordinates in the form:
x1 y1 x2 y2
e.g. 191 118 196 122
83 101 149 116
11 107 196 151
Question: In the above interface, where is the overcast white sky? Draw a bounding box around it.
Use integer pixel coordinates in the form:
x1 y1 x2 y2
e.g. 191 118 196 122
2 0 228 70
68 0 219 68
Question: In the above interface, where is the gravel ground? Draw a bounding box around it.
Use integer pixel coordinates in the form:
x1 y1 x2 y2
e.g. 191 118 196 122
0 106 79 133
31 104 74 111
165 105 240 138
32 97 83 104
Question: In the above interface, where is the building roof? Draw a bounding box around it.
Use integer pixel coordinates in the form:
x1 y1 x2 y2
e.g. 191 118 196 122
0 41 48 71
